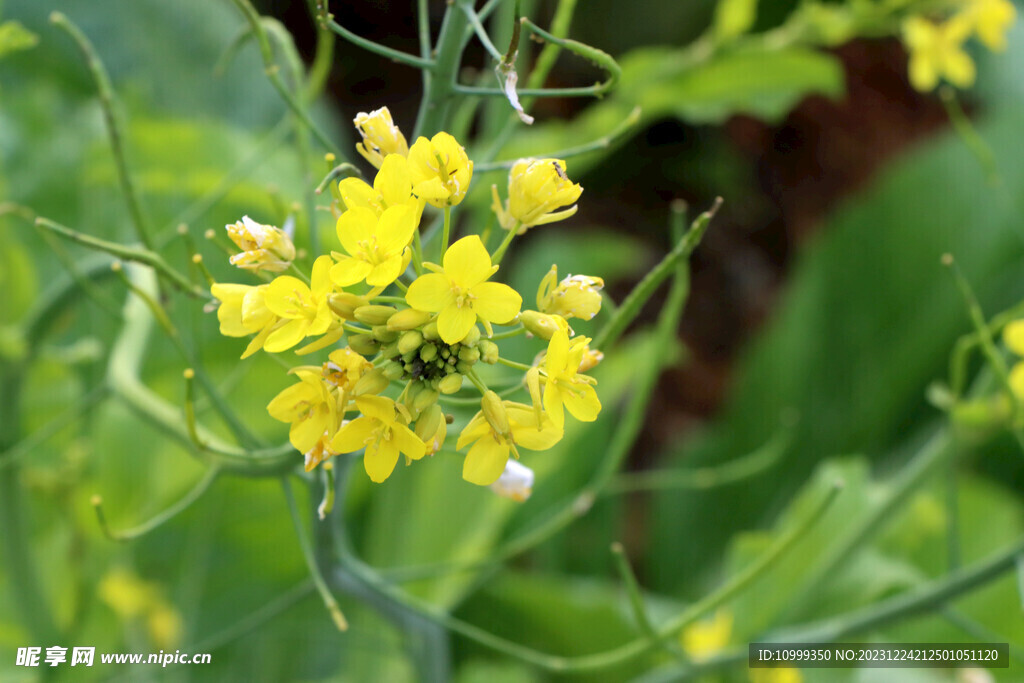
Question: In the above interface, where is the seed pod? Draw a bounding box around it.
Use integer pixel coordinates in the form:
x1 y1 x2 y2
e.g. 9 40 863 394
348 334 379 356
412 388 440 413
419 343 438 362
353 368 388 396
422 321 439 341
458 346 480 364
354 305 398 326
398 330 423 355
328 293 367 319
478 340 499 364
438 373 464 394
372 325 399 343
481 390 509 435
382 360 405 381
387 308 432 331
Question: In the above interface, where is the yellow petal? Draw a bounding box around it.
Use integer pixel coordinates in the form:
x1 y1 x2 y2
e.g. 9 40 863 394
241 287 273 330
508 405 563 450
376 204 416 254
264 276 309 318
366 254 405 287
543 380 565 430
356 395 396 422
331 257 373 287
1004 320 1024 356
311 255 334 295
264 318 309 352
406 272 454 312
374 154 413 208
462 437 510 485
438 304 477 344
212 284 249 336
942 49 976 88
290 407 329 453
331 416 376 453
443 235 493 288
562 383 601 423
470 282 522 324
546 328 570 373
909 55 938 92
391 423 427 460
336 207 376 256
266 382 312 422
456 412 490 450
338 177 379 214
412 177 450 203
364 439 400 483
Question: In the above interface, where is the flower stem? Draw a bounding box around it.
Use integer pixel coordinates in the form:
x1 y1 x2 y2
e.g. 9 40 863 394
440 206 452 259
490 222 518 265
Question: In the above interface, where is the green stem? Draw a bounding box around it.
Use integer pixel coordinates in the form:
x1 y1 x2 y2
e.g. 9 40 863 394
489 325 525 340
49 12 154 251
282 476 348 631
610 542 661 644
440 207 452 259
0 385 109 469
191 580 313 651
35 216 207 299
495 356 531 371
414 2 470 138
412 228 425 275
593 198 720 351
459 0 504 62
939 86 999 186
320 14 434 69
92 467 221 541
490 222 518 265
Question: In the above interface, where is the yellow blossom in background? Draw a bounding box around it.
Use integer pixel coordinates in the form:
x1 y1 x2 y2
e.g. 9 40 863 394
491 158 583 233
537 265 604 321
749 667 804 683
1003 319 1024 397
681 608 733 661
542 329 601 429
263 255 335 352
98 568 182 649
406 235 522 343
331 205 417 288
331 395 426 482
902 14 976 91
407 131 473 207
489 459 535 501
456 401 562 485
966 0 1017 51
225 215 295 272
353 106 409 168
337 153 424 222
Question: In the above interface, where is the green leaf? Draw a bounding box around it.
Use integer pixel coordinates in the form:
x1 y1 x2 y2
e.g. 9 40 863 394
0 20 37 59
714 0 758 41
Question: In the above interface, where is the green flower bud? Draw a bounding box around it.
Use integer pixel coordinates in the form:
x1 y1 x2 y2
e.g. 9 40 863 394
419 343 438 362
353 368 388 396
348 334 379 356
438 373 464 394
462 325 481 346
458 346 480 364
354 305 398 326
520 310 569 340
478 339 499 364
455 360 474 374
382 360 405 380
398 330 423 355
481 390 509 435
414 404 443 442
380 341 401 359
328 292 367 320
372 325 399 342
440 348 451 359
412 388 439 413
422 320 440 341
387 308 433 331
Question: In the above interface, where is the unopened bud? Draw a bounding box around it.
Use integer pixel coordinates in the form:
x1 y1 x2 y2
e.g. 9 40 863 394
521 310 570 340
419 343 438 362
462 325 481 346
348 334 379 356
422 320 439 341
458 346 480 364
354 305 398 326
478 340 499 364
328 293 367 319
481 391 510 435
372 325 399 342
398 330 423 355
455 360 474 374
382 360 405 381
353 368 388 396
413 388 439 413
387 308 432 331
414 404 443 442
438 373 464 394
379 341 401 359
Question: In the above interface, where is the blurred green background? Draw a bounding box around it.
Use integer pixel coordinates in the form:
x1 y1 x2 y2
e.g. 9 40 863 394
2 0 1024 680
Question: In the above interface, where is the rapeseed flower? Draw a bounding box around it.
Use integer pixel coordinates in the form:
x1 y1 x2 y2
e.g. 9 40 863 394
456 400 562 485
353 106 409 168
492 158 582 232
263 255 335 352
407 132 473 207
331 395 426 482
225 215 295 272
903 14 975 91
331 205 417 288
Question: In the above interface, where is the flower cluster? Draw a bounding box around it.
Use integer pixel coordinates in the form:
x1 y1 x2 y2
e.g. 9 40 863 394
210 107 605 494
901 0 1016 92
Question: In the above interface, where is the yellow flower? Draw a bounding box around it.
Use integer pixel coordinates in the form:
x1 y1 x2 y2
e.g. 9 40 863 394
966 0 1017 51
1004 319 1024 397
331 395 426 482
491 158 582 232
302 433 340 472
406 235 522 344
680 608 732 661
456 401 562 485
537 265 604 321
542 329 601 429
209 283 279 358
267 367 339 455
263 255 335 352
749 667 803 683
225 215 295 272
903 14 976 91
353 106 409 168
98 568 182 649
331 204 417 288
337 153 425 223
407 132 474 207
489 459 534 501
